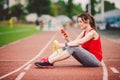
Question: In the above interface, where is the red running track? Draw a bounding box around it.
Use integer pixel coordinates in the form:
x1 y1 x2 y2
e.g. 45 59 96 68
0 27 120 80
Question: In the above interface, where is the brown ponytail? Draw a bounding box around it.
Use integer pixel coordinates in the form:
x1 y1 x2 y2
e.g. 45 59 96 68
78 12 97 31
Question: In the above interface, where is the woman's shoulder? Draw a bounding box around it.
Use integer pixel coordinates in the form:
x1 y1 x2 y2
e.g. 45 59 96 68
89 30 99 40
89 29 98 34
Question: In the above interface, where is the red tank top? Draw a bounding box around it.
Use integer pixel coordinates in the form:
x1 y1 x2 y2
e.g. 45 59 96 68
81 29 102 61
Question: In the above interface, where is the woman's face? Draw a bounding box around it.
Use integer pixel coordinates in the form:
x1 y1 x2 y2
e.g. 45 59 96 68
78 17 88 30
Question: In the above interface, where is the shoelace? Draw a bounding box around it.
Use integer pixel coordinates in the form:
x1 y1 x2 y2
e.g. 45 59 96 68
40 58 48 62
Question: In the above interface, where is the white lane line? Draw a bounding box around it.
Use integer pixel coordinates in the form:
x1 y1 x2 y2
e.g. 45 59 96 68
15 72 26 80
110 67 119 73
15 64 32 80
24 64 32 71
0 32 58 80
101 61 108 80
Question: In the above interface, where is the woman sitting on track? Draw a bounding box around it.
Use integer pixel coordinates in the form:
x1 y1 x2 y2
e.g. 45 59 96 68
34 12 103 68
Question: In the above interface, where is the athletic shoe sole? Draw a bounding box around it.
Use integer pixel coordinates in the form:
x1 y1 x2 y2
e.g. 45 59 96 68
35 63 53 69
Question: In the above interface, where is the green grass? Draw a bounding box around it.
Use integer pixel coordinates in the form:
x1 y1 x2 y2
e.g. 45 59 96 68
0 24 42 46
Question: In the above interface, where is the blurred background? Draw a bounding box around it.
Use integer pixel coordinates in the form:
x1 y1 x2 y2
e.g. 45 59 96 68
0 0 120 46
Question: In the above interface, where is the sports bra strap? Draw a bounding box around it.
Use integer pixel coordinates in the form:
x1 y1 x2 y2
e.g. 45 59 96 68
82 31 86 37
82 28 94 37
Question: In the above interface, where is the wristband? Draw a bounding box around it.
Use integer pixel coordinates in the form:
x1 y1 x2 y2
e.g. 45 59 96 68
65 42 68 47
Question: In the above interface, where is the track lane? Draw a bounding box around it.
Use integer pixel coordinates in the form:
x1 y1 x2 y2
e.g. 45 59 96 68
1 27 120 80
0 31 57 80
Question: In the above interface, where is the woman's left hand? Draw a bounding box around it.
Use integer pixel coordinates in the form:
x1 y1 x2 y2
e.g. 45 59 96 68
56 43 65 49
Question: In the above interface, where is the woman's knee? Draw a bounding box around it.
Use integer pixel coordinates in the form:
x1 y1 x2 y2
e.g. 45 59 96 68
66 46 79 55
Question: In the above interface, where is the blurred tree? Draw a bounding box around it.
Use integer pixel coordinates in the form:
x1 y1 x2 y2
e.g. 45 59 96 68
104 1 116 12
71 3 83 16
26 0 83 18
86 0 100 15
50 4 58 16
86 4 89 13
91 0 97 15
10 3 24 19
51 0 83 18
0 0 9 20
26 0 51 16
57 0 67 15
51 0 67 16
66 0 73 18
86 0 116 15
